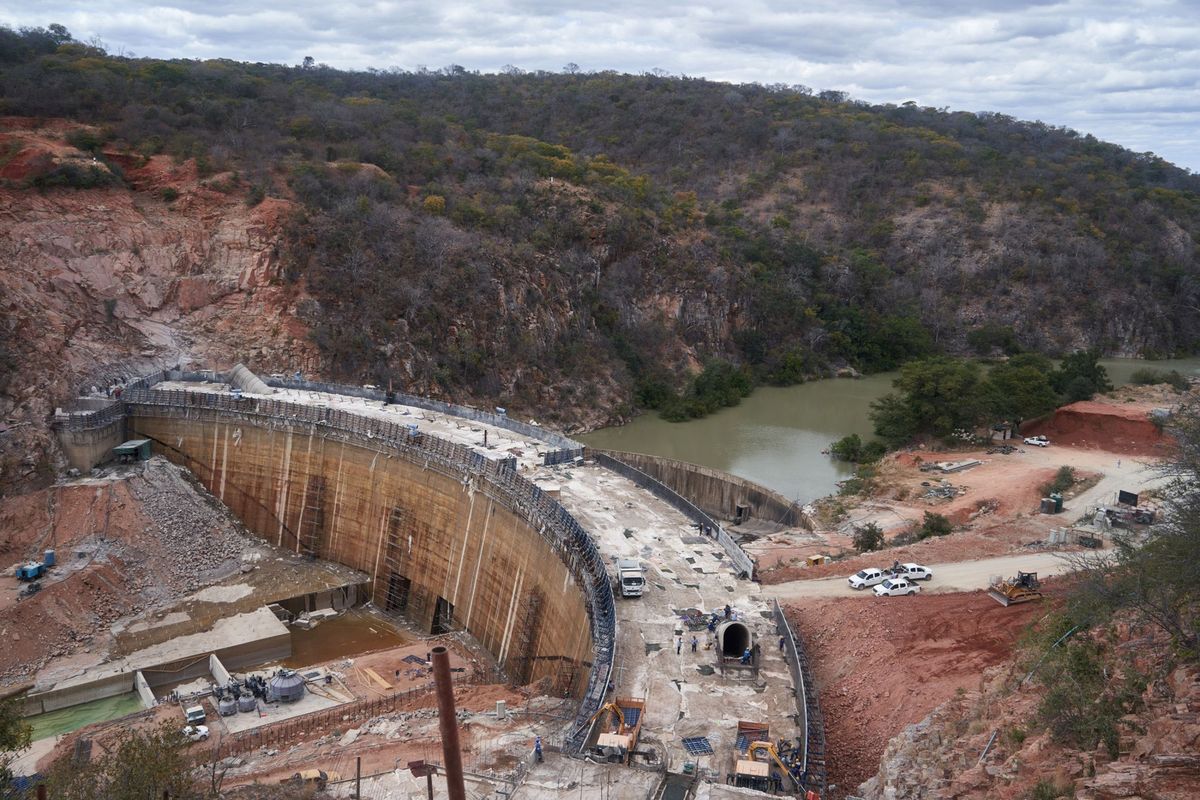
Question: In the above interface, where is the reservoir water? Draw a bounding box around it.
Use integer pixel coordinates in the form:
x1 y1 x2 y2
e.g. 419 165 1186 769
581 357 1200 505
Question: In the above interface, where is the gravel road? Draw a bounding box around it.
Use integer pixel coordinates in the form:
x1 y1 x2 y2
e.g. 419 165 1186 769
762 550 1100 599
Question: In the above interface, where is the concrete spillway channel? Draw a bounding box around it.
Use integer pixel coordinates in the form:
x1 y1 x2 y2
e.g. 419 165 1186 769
59 372 808 797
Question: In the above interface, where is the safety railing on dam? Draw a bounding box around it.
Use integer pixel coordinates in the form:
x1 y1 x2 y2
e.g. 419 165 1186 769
257 374 586 466
773 598 827 795
590 452 757 580
110 383 614 752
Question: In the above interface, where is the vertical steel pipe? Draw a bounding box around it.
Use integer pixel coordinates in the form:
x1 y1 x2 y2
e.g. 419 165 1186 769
432 645 466 800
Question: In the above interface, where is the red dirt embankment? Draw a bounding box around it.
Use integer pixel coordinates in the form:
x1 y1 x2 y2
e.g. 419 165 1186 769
787 591 1045 794
1023 400 1167 455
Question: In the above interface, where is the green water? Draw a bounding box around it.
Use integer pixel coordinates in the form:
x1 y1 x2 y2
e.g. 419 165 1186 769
581 357 1200 504
28 693 144 741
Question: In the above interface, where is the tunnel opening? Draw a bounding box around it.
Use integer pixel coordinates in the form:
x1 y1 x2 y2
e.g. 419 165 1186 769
717 621 752 658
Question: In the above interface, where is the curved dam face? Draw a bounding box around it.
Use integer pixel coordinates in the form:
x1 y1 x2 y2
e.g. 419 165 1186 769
129 407 593 696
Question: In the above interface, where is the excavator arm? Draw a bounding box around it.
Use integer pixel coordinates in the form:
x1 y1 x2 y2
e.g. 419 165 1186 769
748 741 800 789
584 702 624 734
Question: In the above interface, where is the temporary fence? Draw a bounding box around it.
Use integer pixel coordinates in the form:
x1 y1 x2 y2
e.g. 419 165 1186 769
215 680 442 758
110 380 614 754
591 452 756 580
773 598 826 795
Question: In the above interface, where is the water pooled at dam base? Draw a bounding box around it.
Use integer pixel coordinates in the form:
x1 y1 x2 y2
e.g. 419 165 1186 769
27 693 144 741
282 609 413 669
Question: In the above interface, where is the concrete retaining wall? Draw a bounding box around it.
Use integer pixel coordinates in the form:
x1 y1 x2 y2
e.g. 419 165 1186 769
134 671 156 709
55 415 125 471
24 671 133 715
209 654 231 686
593 449 810 529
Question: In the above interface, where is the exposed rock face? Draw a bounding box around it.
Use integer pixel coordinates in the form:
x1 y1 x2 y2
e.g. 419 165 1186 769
0 120 315 492
859 665 1200 800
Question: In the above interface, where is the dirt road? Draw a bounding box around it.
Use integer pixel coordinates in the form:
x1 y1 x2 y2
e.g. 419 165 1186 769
762 550 1092 599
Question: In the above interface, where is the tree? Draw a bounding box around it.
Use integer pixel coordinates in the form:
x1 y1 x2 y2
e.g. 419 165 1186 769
982 353 1059 426
870 357 985 446
44 723 200 800
966 323 1020 356
0 695 32 792
853 522 885 552
1052 349 1112 402
830 433 886 463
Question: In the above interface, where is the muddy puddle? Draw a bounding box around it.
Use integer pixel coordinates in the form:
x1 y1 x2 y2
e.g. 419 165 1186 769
282 609 413 668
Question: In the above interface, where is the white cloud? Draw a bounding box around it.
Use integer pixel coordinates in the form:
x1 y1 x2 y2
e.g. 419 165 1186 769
3 0 1198 170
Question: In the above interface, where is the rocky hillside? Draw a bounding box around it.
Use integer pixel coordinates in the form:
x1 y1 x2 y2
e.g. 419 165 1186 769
860 636 1200 800
2 24 1200 489
0 118 314 491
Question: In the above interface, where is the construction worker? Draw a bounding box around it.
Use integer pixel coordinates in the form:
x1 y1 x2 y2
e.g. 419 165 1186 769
676 637 682 655
779 636 785 651
741 647 752 665
691 635 698 653
534 735 543 763
724 604 732 620
707 616 717 634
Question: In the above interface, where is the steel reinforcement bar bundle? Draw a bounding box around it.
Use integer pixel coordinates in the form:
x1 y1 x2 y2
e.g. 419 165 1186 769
106 384 614 752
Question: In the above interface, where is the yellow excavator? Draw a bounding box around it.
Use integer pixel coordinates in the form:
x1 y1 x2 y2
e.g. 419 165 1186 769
747 741 801 790
988 571 1043 606
585 697 645 764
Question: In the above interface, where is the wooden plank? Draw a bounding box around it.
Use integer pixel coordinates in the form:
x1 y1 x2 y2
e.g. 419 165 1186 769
363 667 392 690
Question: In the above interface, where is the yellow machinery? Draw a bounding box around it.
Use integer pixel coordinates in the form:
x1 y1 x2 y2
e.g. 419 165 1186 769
988 571 1043 606
585 697 645 764
748 741 800 790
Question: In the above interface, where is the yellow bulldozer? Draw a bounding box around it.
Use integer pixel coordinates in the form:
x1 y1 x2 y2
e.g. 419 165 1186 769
988 571 1042 606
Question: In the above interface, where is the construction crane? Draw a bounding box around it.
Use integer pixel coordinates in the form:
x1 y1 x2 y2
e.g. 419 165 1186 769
988 571 1043 606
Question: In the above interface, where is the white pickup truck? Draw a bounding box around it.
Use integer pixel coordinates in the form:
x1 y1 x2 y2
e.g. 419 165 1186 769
848 568 887 589
873 578 921 597
1023 435 1050 447
889 563 933 582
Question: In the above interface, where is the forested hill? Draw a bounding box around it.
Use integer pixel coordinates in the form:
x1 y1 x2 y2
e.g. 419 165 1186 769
3 24 1200 428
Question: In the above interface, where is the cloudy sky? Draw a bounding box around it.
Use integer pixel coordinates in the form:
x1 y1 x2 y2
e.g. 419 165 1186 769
5 1 1199 171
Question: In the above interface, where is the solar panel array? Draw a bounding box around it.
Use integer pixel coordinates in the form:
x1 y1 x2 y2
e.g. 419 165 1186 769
681 736 714 755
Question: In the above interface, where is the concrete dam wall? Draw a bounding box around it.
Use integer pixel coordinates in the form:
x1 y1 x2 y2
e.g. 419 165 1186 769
126 393 604 700
594 449 810 529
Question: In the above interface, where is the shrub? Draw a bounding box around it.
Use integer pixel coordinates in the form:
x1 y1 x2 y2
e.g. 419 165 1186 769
830 434 886 463
423 194 446 214
1130 368 1190 392
160 187 178 202
918 511 952 540
1040 465 1076 496
1026 780 1071 800
852 522 885 552
65 127 110 153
